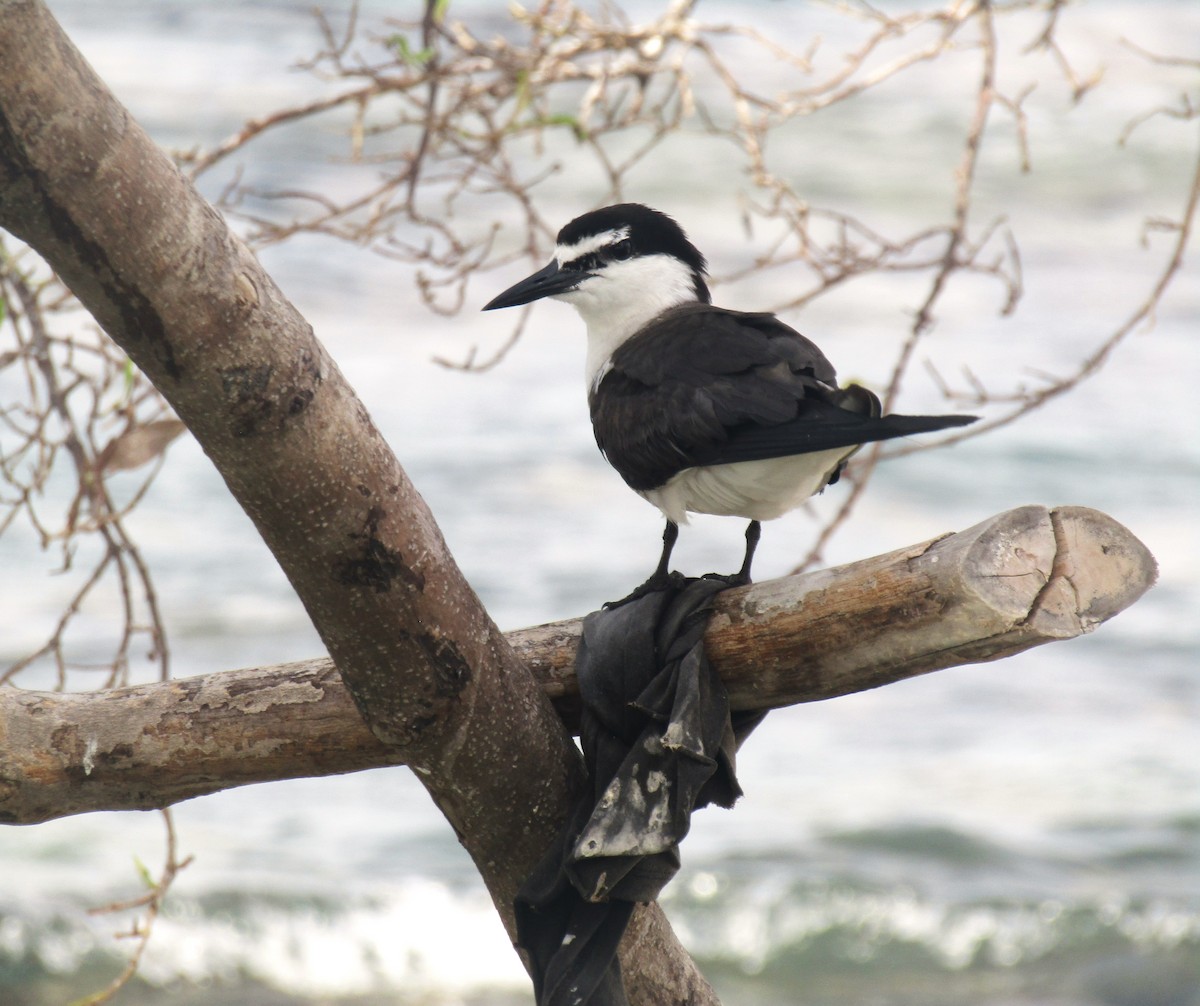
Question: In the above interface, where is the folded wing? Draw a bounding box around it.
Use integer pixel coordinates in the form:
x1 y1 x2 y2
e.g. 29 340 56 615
589 304 976 492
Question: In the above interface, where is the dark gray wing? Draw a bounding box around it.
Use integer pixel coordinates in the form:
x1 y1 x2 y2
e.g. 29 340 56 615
589 303 976 491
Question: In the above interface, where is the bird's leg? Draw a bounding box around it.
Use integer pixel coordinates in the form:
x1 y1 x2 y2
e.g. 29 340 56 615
736 519 762 584
702 519 760 589
604 521 684 608
652 519 680 583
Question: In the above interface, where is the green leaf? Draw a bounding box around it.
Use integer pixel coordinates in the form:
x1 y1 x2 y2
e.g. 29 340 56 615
389 34 434 66
133 854 157 891
514 68 531 114
541 114 587 141
508 113 588 142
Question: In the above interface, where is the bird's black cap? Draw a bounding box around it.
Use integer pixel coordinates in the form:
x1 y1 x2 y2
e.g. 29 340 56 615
557 203 708 280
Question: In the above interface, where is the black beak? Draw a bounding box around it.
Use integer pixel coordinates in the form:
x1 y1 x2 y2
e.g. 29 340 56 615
482 259 582 311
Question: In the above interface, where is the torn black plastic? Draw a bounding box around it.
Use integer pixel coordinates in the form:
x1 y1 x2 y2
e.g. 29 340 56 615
515 577 765 1006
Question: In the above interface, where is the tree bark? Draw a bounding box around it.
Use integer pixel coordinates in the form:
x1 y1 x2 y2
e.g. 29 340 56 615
0 2 713 1001
0 505 1155 826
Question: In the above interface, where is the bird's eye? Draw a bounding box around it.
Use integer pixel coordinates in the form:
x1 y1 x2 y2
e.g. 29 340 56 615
611 238 634 260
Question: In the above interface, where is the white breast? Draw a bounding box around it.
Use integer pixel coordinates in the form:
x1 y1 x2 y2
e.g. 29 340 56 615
639 449 854 525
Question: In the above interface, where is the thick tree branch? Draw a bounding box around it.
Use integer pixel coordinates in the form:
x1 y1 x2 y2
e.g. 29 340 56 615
0 506 1155 826
0 4 719 1001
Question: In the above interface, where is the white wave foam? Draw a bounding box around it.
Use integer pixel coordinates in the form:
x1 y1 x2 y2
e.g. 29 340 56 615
136 879 528 995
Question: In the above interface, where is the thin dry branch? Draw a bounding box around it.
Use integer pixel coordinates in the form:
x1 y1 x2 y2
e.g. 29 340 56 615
168 0 1195 544
899 137 1200 453
0 248 174 689
788 0 1002 572
76 809 193 1006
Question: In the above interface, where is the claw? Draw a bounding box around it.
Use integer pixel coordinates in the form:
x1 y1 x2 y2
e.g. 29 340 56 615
603 569 688 609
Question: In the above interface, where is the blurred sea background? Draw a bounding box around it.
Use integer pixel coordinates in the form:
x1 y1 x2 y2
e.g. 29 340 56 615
1 1 1197 1004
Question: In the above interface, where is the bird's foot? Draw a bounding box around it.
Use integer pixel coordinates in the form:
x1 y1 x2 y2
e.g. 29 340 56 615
700 570 753 590
603 569 689 609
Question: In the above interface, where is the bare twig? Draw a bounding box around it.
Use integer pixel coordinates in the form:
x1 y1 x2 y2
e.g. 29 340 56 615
0 248 174 688
75 809 193 1006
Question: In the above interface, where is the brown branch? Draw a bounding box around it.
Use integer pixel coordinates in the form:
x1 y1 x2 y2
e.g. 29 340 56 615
897 134 1200 454
0 505 1156 827
0 4 715 1000
182 84 387 176
77 809 193 1006
795 0 1002 573
1 236 172 690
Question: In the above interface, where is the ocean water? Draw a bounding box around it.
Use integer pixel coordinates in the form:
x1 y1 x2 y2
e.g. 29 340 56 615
1 2 1198 1005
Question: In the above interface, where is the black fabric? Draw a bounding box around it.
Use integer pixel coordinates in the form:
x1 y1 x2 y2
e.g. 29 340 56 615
515 577 765 1006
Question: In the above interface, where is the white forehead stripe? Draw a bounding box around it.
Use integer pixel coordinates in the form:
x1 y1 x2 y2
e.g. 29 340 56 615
555 227 630 265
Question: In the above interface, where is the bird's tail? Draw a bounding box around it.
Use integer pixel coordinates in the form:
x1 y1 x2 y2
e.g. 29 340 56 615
869 411 978 438
690 390 978 467
833 382 976 442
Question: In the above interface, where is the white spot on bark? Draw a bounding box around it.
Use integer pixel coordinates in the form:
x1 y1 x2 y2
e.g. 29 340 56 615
82 738 98 776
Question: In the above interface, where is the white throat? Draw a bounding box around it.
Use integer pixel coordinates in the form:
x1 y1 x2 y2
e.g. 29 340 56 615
554 253 701 391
